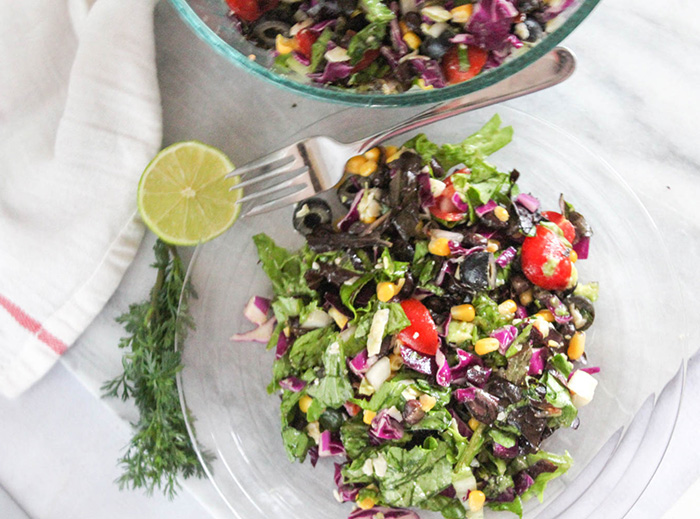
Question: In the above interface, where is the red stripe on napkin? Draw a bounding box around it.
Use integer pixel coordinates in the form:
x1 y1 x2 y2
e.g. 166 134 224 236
0 294 68 355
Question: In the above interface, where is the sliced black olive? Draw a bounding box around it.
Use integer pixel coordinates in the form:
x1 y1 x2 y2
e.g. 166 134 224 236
510 275 530 296
522 18 543 43
420 37 450 61
337 176 368 207
253 20 290 47
565 295 596 331
517 0 543 14
460 251 496 291
292 198 332 235
403 11 421 32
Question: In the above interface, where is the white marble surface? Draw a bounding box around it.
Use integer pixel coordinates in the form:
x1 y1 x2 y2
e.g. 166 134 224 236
1 0 699 517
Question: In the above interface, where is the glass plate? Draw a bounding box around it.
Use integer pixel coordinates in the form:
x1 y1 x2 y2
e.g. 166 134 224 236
176 106 687 518
168 0 601 107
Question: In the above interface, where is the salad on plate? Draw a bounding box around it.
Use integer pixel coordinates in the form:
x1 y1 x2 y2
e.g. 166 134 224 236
223 0 579 92
233 115 600 518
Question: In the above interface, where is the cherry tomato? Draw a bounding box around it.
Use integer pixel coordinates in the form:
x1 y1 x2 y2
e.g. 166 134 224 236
442 45 488 85
295 29 318 58
225 0 278 22
542 211 576 244
429 177 467 222
397 299 439 356
352 49 381 73
521 225 574 291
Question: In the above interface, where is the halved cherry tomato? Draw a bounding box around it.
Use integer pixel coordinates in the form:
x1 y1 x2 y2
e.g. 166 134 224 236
442 45 488 85
225 0 278 22
542 211 576 244
397 299 439 356
295 29 318 58
521 225 574 291
352 49 381 73
429 176 467 222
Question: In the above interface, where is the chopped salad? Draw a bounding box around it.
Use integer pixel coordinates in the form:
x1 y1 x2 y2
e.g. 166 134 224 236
233 115 600 518
223 0 579 92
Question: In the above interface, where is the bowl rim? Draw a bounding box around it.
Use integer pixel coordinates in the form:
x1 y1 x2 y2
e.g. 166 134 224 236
168 0 601 107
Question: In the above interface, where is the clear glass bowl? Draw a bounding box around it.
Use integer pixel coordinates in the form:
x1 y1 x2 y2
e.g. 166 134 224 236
176 106 687 518
168 0 601 107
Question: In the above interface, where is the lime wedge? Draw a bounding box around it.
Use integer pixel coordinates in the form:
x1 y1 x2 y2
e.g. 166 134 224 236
137 141 241 246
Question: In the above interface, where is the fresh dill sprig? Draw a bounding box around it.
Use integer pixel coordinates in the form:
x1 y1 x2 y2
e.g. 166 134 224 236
102 238 208 498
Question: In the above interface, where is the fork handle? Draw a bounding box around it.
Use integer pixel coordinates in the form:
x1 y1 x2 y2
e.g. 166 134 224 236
359 47 576 151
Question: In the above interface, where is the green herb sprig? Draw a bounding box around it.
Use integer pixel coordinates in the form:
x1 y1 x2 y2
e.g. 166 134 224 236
102 238 207 498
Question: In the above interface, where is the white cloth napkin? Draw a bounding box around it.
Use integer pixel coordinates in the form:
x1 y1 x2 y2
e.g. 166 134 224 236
0 0 161 398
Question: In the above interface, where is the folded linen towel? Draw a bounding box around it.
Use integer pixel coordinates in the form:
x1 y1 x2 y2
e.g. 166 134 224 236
0 0 161 397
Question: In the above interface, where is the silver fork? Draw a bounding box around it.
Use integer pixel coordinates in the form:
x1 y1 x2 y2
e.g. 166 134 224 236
228 47 576 218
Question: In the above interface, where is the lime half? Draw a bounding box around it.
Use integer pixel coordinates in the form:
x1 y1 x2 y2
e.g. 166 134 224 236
137 141 241 246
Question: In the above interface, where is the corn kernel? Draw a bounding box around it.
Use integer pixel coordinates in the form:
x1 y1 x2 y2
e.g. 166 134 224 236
570 250 578 263
450 4 473 23
389 353 403 371
468 490 486 512
363 410 377 425
386 148 402 163
403 31 422 50
398 21 409 34
358 159 378 177
519 289 533 306
360 214 377 224
419 394 437 412
328 306 349 329
358 497 376 510
416 78 434 90
377 281 397 302
568 331 586 360
384 145 399 159
537 309 555 322
429 237 451 256
299 395 313 414
364 147 381 162
494 206 510 222
498 299 518 316
486 239 500 253
275 34 297 55
475 337 500 356
346 155 367 175
451 304 476 322
468 417 481 431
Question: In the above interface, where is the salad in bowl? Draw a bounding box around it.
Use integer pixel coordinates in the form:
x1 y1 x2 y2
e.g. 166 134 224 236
222 0 580 93
233 115 600 518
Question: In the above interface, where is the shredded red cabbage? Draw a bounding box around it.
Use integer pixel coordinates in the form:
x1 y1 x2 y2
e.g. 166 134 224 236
348 507 420 519
337 189 364 232
230 317 276 343
279 376 306 392
496 246 517 267
491 325 518 355
370 409 404 440
515 193 540 212
276 330 290 359
528 348 547 376
475 199 497 217
573 235 590 259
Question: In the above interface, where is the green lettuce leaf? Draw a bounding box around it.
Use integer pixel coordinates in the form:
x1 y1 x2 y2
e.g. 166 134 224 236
310 28 334 72
359 0 395 23
377 440 453 507
522 450 573 502
253 234 315 298
348 22 387 64
307 341 353 408
288 327 336 371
